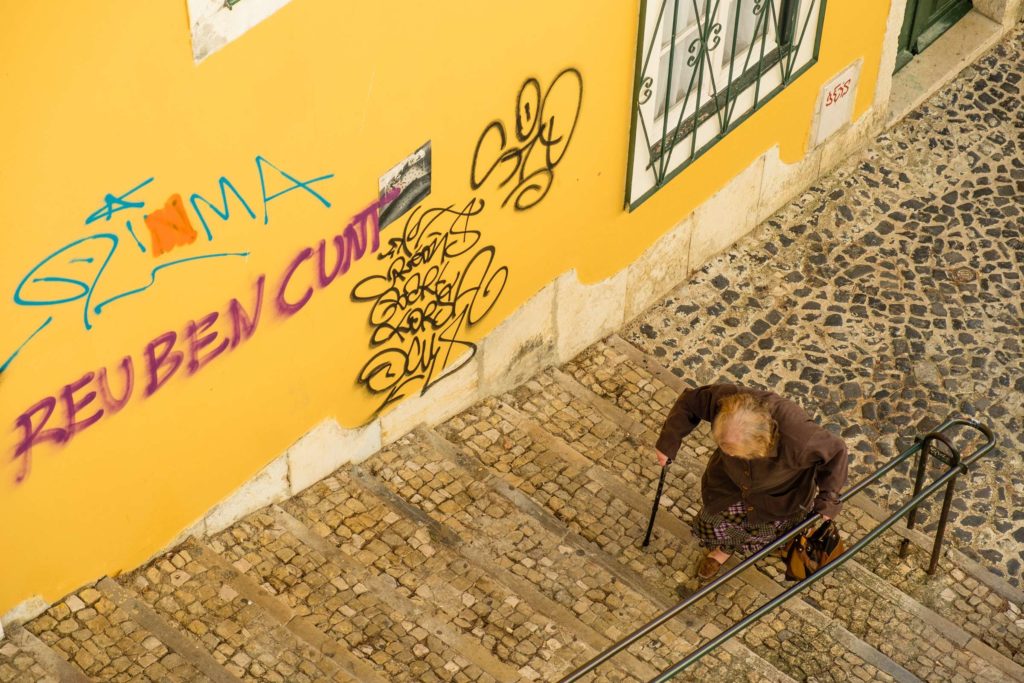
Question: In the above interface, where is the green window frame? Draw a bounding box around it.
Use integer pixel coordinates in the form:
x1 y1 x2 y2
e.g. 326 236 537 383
626 0 828 210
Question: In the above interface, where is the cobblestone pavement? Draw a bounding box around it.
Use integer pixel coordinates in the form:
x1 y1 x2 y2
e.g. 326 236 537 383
0 636 52 683
25 586 203 682
625 26 1024 586
6 24 1024 683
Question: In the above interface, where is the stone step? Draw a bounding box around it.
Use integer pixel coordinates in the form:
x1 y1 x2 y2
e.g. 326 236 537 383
0 624 90 683
95 578 243 683
841 500 1024 672
120 541 364 682
282 459 705 682
438 395 899 682
360 427 729 681
758 557 1018 683
208 503 510 682
557 335 1024 681
18 579 215 682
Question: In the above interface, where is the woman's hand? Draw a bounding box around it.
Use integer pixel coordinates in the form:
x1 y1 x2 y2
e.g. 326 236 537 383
656 449 670 467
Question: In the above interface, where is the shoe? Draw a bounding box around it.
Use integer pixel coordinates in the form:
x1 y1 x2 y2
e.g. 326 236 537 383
697 554 725 581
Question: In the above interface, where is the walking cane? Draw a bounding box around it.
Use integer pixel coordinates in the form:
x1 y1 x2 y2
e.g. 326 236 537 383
642 465 668 547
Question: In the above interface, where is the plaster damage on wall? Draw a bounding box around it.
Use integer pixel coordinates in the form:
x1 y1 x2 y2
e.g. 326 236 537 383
187 0 295 63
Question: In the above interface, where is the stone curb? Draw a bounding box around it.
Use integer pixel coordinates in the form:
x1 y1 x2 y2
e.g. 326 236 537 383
96 578 239 683
6 626 91 683
186 542 388 683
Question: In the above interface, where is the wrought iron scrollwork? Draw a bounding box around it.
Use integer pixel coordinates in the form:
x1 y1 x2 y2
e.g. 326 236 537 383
708 21 723 52
638 76 654 105
686 22 722 66
686 36 701 67
627 0 827 208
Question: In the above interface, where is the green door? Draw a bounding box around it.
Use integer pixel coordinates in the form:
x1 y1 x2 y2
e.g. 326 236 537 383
896 0 973 71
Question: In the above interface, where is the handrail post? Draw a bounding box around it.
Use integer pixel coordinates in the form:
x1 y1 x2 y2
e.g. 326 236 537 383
899 437 928 559
928 449 964 575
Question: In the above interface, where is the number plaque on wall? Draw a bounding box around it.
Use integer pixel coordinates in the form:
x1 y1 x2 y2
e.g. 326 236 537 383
812 61 862 147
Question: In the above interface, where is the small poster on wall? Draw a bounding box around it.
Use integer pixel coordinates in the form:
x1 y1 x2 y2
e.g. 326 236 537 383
378 142 432 229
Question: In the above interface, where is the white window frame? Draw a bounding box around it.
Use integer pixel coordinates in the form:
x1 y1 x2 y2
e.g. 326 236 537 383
627 0 827 210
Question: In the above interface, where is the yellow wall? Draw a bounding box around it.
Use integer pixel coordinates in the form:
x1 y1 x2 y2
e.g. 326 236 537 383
0 0 891 613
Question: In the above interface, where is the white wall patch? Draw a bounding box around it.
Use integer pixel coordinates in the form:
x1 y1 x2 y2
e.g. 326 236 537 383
812 60 862 147
187 0 296 63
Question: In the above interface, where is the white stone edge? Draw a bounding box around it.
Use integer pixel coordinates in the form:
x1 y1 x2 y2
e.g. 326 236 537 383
1 597 49 634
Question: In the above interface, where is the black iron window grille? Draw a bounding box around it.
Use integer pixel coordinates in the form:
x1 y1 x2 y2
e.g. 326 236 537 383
626 0 827 209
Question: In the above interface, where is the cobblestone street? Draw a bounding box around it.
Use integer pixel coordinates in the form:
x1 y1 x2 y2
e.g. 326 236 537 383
2 23 1023 683
627 25 1024 585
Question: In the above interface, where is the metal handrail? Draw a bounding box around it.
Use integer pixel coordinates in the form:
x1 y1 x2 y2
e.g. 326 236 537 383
559 417 996 682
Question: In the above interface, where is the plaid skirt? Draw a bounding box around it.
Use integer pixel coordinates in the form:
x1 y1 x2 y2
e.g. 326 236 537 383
693 501 800 555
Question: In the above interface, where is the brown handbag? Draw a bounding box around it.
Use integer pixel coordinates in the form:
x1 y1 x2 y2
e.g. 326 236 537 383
784 519 845 581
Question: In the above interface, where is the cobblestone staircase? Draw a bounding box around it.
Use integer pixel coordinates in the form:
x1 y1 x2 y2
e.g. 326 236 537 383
3 334 1022 682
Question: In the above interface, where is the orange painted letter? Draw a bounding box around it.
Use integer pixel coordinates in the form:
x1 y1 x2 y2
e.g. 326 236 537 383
145 194 198 257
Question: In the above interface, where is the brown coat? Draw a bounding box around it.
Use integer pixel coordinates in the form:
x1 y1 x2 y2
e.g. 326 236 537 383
656 383 848 523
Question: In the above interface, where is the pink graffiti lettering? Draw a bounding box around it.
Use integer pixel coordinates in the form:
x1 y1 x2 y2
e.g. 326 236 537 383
96 356 134 413
8 193 393 484
144 331 184 397
61 371 104 438
186 311 230 374
276 247 315 317
228 276 265 349
280 190 395 316
12 397 69 483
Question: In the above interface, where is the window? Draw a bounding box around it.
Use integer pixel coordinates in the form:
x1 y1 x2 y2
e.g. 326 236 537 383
626 0 827 209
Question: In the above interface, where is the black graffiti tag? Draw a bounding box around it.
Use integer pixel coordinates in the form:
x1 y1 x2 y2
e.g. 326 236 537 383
470 68 583 211
351 198 508 415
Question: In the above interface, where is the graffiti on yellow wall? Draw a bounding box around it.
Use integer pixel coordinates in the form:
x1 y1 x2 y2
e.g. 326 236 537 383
352 197 507 415
4 68 584 484
471 68 583 211
144 194 199 257
2 157 335 375
0 0 894 620
351 68 586 414
5 164 392 484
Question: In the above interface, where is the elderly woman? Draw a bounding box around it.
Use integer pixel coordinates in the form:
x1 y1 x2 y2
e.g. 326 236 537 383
655 383 849 581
